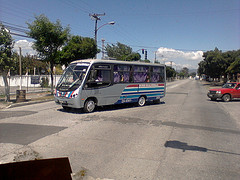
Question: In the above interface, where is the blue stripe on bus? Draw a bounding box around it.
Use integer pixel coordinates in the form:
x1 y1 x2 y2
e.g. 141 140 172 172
120 93 163 99
138 87 165 91
115 95 164 104
115 84 165 105
123 87 164 92
122 90 164 95
120 95 140 99
123 88 139 92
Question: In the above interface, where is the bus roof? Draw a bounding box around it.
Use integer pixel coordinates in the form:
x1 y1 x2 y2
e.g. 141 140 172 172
70 59 165 67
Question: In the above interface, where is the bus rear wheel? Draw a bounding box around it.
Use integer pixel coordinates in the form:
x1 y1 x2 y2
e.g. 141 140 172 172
138 96 146 107
84 99 96 113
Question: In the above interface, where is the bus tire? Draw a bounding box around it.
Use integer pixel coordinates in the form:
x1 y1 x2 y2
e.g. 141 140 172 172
84 99 96 113
138 96 146 107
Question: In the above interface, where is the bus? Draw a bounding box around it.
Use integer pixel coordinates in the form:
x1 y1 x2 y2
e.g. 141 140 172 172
54 59 166 112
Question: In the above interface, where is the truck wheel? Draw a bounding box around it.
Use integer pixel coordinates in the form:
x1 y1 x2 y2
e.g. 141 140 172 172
222 94 231 102
138 96 146 107
84 99 96 113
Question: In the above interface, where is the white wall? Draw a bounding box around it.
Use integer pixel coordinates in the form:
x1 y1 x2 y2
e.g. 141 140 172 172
0 75 61 87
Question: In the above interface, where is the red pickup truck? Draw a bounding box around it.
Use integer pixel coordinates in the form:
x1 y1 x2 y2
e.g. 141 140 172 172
207 82 240 102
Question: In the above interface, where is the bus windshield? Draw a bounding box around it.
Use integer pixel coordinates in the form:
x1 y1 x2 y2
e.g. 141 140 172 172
56 63 89 91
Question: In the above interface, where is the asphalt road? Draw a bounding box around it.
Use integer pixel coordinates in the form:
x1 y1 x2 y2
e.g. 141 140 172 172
0 79 240 179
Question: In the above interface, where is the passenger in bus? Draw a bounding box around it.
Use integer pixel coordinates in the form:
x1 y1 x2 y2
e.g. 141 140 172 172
145 75 150 82
121 74 124 82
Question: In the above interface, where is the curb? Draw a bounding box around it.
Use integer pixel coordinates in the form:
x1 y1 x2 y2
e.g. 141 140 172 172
6 99 54 109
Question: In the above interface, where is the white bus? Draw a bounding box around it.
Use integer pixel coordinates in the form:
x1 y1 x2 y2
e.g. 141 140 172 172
54 59 166 112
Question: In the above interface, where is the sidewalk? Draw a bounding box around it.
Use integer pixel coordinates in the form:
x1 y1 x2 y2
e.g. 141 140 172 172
0 87 54 109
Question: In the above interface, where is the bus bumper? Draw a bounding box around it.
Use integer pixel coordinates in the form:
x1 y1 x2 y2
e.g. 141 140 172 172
54 96 82 109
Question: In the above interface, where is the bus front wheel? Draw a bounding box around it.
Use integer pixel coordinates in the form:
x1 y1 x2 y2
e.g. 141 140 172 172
84 99 96 113
138 96 146 107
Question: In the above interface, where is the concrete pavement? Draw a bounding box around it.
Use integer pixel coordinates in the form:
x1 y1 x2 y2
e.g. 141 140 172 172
1 81 239 125
0 86 53 109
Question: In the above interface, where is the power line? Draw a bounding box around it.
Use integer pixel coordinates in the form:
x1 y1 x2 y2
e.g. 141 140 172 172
59 0 92 14
104 41 210 52
3 24 29 33
9 32 31 39
0 20 28 30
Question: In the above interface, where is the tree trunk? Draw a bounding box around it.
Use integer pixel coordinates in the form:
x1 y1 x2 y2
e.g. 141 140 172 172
2 72 10 102
50 62 54 95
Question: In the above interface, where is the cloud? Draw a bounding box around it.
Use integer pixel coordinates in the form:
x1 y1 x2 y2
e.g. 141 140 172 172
13 40 37 56
156 47 203 69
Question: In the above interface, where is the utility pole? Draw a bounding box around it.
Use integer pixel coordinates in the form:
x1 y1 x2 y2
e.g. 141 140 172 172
19 47 22 90
101 39 105 59
89 13 105 58
154 51 157 63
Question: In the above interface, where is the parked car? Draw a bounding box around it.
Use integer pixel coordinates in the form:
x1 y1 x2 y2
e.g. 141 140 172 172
207 82 240 102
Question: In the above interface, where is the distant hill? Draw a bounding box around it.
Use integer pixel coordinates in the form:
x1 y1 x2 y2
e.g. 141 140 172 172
189 69 197 73
176 69 197 73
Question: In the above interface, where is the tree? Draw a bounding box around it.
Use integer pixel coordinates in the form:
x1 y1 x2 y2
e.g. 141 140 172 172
105 42 141 61
226 50 240 80
27 14 70 94
11 53 48 75
189 72 196 77
181 67 189 77
198 48 240 81
59 35 98 66
166 66 176 79
0 24 15 101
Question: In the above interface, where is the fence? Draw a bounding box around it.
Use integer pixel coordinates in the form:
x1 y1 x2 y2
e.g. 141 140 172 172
0 75 61 88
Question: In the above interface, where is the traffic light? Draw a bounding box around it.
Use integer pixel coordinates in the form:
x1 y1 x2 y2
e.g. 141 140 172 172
145 50 147 60
142 49 145 54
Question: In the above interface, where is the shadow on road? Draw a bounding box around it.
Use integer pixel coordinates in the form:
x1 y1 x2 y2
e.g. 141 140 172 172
164 140 240 156
161 121 240 135
57 101 166 114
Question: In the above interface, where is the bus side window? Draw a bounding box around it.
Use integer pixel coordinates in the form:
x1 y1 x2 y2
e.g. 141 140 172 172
151 66 165 83
133 66 149 83
113 65 131 83
86 68 111 88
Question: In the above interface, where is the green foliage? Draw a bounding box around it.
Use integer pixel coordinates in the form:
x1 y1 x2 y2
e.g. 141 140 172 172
181 67 189 77
0 24 15 101
166 66 176 78
226 50 240 74
189 72 196 77
11 53 48 75
54 64 63 75
139 59 151 63
27 14 70 61
40 77 49 88
0 24 15 74
198 48 240 79
105 42 141 61
27 14 70 93
59 35 97 65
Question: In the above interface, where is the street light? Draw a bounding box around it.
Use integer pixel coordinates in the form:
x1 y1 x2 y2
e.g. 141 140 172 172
94 21 115 58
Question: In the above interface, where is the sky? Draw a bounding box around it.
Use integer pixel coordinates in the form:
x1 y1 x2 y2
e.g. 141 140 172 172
1 0 239 70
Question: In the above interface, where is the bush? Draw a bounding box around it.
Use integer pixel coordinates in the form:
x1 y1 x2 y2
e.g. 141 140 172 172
40 77 49 88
